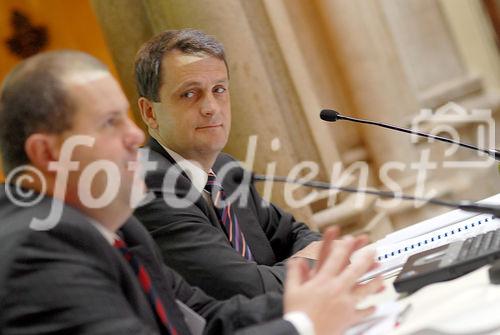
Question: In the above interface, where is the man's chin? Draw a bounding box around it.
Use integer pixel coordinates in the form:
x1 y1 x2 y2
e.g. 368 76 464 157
199 146 226 158
200 137 228 151
128 180 148 209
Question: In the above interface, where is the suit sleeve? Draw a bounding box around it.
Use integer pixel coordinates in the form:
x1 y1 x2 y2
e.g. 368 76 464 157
217 154 321 261
165 265 298 335
0 233 159 335
135 194 287 299
247 181 322 260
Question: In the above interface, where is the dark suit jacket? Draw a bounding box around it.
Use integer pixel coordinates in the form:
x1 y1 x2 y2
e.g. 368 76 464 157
0 185 297 335
134 139 321 299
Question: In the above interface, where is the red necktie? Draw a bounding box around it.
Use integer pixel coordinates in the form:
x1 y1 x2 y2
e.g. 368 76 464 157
114 238 178 335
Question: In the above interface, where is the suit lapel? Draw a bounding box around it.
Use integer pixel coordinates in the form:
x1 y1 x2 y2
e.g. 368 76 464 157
54 209 161 331
147 138 224 232
120 219 193 335
147 139 274 262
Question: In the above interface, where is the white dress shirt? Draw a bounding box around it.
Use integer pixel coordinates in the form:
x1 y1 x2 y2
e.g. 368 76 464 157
162 146 208 194
88 218 119 245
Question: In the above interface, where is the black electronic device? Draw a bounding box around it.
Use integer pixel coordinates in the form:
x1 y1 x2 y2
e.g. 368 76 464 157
394 227 500 293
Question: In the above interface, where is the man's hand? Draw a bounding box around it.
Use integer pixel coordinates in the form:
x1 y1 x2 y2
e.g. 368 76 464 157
291 228 370 260
283 228 384 335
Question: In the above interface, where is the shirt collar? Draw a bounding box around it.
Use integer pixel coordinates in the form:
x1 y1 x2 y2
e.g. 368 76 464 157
87 217 120 245
159 143 209 194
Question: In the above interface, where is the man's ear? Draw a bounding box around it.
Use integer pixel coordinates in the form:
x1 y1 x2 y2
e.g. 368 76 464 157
24 134 59 173
138 97 159 129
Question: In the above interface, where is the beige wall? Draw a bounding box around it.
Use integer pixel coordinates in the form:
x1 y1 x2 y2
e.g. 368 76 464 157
3 0 499 235
90 0 500 236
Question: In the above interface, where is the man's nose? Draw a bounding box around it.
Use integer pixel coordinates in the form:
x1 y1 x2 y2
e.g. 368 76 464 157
124 119 145 148
200 93 219 116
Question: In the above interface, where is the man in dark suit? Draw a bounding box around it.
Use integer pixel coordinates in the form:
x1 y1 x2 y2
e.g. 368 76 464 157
0 50 382 334
134 29 323 300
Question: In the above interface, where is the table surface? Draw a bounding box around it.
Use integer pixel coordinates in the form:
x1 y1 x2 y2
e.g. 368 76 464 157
363 266 500 334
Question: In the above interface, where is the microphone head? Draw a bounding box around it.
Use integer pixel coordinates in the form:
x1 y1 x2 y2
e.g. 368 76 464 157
320 109 340 122
232 170 254 185
232 170 245 184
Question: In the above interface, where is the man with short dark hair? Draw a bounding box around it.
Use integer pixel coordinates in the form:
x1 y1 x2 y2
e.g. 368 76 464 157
0 50 382 335
134 29 323 300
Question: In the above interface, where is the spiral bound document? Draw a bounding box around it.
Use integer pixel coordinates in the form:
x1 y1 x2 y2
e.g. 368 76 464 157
357 193 500 281
377 214 499 261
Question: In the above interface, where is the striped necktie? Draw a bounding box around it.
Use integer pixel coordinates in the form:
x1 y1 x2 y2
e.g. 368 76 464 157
114 238 179 335
204 171 253 261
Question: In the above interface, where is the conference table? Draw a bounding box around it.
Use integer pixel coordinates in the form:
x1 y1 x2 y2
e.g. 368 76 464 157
356 265 500 334
349 193 500 334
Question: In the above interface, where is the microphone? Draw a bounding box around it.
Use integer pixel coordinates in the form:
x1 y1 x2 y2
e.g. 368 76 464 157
234 171 500 217
319 109 500 161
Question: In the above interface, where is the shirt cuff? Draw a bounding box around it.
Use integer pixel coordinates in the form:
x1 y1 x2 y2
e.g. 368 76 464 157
283 311 315 335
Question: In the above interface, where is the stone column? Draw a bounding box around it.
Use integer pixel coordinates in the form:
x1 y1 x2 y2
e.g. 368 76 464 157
90 0 154 128
440 0 500 91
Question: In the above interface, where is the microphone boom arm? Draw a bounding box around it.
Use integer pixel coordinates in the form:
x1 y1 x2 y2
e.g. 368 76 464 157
338 114 500 161
252 174 500 217
322 110 500 161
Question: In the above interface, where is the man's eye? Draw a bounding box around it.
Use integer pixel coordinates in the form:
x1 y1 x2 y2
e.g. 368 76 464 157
105 119 116 127
104 116 120 128
182 91 195 99
214 87 226 94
